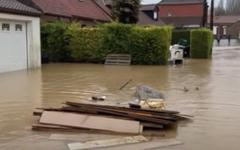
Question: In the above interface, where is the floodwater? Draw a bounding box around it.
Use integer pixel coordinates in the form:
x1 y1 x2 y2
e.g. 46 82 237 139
0 48 240 150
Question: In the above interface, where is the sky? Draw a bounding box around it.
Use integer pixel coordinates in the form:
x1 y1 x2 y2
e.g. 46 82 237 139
142 0 220 5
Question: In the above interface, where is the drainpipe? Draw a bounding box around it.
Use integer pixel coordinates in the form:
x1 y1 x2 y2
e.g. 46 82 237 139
202 0 208 27
210 0 214 30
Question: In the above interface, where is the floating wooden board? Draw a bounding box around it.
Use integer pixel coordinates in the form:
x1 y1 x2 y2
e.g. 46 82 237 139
68 135 148 150
49 134 122 142
40 111 143 134
64 102 176 125
96 139 183 150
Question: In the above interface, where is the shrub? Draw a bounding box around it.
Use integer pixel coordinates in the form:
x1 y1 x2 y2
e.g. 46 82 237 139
41 22 172 65
41 21 71 62
100 23 133 54
100 23 172 65
129 26 171 64
172 29 191 45
190 28 213 59
67 24 104 63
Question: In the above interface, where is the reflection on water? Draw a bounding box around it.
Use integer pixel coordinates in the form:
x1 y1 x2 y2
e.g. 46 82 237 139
1 48 240 150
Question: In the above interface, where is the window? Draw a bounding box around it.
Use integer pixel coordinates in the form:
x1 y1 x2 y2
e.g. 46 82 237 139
2 23 10 31
15 24 23 31
223 26 227 35
154 11 158 20
213 26 217 35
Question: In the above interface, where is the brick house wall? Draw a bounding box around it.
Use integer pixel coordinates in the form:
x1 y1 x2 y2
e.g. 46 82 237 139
41 15 99 26
228 21 240 39
159 4 203 17
41 15 70 22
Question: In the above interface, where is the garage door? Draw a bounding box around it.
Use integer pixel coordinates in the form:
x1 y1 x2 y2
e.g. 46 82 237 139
0 20 27 73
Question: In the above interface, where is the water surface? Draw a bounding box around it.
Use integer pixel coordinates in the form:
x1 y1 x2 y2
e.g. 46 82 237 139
0 48 240 150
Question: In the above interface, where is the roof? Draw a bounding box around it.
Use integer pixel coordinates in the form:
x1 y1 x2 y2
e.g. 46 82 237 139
210 16 240 24
159 0 204 5
0 0 41 16
140 4 157 11
95 0 111 16
103 0 112 6
138 11 165 26
161 17 202 27
32 0 111 22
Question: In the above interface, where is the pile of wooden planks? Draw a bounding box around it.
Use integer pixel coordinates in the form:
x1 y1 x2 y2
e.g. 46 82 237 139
33 101 190 134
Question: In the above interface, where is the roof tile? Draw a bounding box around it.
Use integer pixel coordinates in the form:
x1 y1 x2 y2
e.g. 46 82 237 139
32 0 111 21
0 0 40 15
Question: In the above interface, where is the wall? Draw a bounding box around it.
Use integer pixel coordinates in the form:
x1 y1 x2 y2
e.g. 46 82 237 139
228 21 240 39
159 4 203 17
41 14 103 26
41 15 70 22
0 13 41 69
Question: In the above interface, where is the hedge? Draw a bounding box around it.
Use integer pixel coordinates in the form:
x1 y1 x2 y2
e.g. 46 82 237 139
41 22 172 65
190 28 213 59
67 24 104 63
100 23 172 65
172 29 191 46
41 22 71 62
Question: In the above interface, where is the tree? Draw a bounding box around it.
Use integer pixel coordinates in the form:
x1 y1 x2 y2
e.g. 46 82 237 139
215 0 226 16
225 0 240 15
112 0 141 24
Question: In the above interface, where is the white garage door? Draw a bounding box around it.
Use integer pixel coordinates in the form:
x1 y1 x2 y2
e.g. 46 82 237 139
0 20 27 73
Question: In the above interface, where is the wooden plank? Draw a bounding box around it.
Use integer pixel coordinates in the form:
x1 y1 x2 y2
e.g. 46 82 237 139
64 102 177 125
68 135 148 150
141 122 164 129
96 139 183 150
49 134 120 142
60 105 173 125
65 102 179 115
40 111 143 134
32 124 71 130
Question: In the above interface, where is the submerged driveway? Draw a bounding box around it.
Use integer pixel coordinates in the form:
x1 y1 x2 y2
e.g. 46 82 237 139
1 48 240 150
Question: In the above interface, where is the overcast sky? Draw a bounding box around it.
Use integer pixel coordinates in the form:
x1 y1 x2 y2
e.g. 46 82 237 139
142 0 220 5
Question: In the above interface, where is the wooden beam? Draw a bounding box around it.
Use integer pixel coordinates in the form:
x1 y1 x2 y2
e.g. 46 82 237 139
40 111 143 134
68 136 148 150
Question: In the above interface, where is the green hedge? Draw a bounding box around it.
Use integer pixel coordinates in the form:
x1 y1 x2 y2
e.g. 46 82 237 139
67 24 104 63
172 29 191 46
41 22 71 62
100 23 172 65
41 22 172 65
190 28 213 59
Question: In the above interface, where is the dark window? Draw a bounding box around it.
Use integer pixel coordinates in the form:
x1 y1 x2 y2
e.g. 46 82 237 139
2 23 10 31
15 24 23 31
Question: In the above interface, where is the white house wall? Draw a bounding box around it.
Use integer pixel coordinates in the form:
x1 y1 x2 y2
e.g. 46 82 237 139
0 12 41 70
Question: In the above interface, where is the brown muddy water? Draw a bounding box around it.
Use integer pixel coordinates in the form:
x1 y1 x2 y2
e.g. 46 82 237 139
0 48 240 150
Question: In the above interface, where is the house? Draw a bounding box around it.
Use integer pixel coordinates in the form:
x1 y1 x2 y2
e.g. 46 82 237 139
140 4 159 21
138 4 164 26
0 0 41 73
158 0 207 28
210 16 240 38
228 20 240 39
23 0 111 25
98 0 164 26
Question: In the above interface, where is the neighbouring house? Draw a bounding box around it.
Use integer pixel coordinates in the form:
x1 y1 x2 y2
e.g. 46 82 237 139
22 0 112 25
0 0 41 73
139 4 165 26
158 0 206 28
210 16 240 38
228 20 240 39
98 0 165 26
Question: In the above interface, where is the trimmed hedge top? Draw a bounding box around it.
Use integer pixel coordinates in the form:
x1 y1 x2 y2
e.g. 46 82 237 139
190 28 213 59
41 22 172 65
